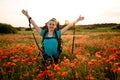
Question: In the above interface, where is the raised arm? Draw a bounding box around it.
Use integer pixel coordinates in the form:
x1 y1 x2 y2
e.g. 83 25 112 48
22 9 41 33
61 16 84 34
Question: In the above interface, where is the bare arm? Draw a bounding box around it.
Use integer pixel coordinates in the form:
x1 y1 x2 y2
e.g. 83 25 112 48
61 16 84 34
22 9 41 33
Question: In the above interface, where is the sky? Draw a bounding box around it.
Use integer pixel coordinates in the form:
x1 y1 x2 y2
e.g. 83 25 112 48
0 0 120 27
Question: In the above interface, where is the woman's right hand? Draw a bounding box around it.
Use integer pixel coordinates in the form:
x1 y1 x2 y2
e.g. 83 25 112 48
22 9 29 18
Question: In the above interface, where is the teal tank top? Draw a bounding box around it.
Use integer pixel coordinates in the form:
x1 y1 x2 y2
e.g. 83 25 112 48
40 29 61 56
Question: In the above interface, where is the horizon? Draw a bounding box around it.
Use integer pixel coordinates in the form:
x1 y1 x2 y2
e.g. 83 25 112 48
0 0 120 27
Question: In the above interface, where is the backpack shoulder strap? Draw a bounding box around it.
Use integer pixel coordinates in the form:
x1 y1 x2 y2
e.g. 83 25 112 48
42 29 48 43
54 30 62 53
54 30 59 40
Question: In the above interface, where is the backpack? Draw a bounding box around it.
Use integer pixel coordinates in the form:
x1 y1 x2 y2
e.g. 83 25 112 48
42 29 62 54
41 29 62 62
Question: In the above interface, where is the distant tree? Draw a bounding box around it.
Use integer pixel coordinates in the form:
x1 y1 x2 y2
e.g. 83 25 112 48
0 23 18 34
60 20 70 29
93 23 117 28
112 24 120 30
64 20 69 25
25 28 33 31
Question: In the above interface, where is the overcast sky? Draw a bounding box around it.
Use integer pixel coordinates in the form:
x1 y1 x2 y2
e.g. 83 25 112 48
0 0 120 27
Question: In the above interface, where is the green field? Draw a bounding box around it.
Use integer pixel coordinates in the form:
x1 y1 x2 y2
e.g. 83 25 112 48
0 26 120 80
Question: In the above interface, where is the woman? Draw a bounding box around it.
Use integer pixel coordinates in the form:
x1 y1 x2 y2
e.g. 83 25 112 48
22 9 84 64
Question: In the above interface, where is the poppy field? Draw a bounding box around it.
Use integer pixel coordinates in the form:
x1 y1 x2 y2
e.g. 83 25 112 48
0 30 120 80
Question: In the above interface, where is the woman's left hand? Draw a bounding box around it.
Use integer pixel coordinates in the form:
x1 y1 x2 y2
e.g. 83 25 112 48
77 15 84 21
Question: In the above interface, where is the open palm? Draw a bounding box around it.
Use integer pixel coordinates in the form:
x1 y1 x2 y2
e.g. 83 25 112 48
22 9 29 17
78 16 84 21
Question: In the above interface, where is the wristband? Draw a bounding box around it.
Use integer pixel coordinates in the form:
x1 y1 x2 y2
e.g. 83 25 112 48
29 17 32 23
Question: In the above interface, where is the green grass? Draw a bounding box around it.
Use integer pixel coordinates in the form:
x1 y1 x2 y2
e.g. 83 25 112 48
63 27 120 35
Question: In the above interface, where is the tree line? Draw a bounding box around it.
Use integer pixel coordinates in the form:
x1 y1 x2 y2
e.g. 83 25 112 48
0 23 120 34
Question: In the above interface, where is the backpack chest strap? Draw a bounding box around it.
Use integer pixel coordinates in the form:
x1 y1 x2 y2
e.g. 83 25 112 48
43 37 57 39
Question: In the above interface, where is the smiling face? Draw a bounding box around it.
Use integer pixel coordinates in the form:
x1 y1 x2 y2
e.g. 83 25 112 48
47 18 57 31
